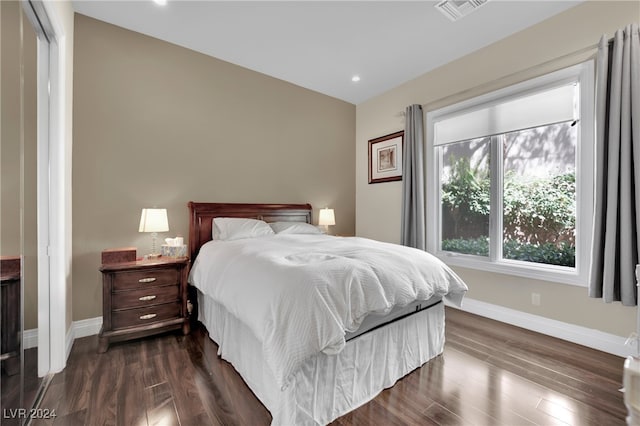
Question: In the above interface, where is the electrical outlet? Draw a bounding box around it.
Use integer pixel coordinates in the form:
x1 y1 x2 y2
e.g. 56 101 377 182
531 292 541 306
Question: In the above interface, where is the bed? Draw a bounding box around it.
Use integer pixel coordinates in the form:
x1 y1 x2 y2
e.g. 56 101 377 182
187 202 467 425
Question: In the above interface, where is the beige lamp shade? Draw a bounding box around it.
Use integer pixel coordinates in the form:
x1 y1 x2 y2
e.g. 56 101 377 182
139 208 169 233
318 208 336 226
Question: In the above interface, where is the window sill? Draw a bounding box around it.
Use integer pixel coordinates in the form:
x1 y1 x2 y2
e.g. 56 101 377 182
436 251 587 287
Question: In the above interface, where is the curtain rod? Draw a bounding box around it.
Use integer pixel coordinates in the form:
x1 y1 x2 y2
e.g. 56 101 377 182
398 39 606 116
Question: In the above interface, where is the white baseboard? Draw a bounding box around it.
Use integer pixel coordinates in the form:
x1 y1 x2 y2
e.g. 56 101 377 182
23 328 38 350
65 325 74 361
72 316 103 339
25 317 103 361
449 297 633 358
64 317 102 360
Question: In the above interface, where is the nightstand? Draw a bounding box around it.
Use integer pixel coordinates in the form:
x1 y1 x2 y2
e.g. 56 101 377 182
98 256 190 353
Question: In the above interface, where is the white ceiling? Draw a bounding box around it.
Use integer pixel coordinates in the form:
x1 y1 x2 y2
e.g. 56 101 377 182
71 1 583 105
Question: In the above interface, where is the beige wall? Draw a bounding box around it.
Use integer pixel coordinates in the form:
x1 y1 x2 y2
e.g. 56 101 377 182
1 1 21 259
356 1 639 337
72 15 355 322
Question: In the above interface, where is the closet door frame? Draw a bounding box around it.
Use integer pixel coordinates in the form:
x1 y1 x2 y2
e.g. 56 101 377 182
21 0 65 377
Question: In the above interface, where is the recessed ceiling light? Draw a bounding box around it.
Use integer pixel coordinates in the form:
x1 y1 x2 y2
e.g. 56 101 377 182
351 75 361 83
153 0 167 6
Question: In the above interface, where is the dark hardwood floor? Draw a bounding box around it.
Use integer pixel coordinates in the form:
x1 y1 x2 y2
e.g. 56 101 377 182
2 347 42 426
32 307 627 425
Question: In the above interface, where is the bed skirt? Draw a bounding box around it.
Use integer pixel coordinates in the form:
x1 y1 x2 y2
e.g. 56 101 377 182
198 290 445 425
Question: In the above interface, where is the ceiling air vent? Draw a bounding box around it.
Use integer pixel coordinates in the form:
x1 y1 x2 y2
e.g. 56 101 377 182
435 0 489 22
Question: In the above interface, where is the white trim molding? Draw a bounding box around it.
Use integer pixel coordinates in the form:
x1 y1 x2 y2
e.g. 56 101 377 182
65 317 103 359
25 317 103 361
72 316 103 339
65 317 102 363
44 6 68 375
23 329 39 350
448 297 632 358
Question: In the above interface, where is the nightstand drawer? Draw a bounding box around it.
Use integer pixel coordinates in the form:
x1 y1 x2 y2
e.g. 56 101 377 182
112 302 181 329
112 285 179 310
112 268 179 291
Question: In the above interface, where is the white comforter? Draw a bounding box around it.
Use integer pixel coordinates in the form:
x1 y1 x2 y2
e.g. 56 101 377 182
189 234 467 389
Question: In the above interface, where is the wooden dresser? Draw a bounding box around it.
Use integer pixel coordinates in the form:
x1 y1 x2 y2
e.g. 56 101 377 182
1 256 20 375
98 256 190 353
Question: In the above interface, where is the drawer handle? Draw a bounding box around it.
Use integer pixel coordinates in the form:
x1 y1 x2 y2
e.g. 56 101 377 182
138 295 157 301
139 313 157 320
138 277 157 283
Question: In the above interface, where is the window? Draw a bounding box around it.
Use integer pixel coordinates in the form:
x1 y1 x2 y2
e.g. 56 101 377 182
426 62 594 285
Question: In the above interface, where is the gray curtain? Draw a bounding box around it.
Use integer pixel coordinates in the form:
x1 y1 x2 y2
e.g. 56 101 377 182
401 104 426 250
590 24 640 305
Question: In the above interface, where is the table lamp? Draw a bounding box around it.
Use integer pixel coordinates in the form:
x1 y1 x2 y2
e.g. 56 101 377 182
139 208 169 258
318 208 335 234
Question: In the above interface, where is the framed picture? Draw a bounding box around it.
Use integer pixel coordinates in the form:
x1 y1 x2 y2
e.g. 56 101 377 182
368 131 404 184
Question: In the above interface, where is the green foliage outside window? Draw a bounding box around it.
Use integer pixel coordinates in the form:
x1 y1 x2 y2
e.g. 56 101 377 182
441 158 576 267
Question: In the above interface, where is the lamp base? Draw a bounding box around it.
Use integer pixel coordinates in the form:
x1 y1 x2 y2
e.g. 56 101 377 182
147 253 163 259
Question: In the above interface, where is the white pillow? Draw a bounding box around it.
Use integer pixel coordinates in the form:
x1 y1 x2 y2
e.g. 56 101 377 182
212 218 275 241
269 221 322 235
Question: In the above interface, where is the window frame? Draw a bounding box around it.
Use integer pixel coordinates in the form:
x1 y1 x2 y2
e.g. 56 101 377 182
426 62 594 286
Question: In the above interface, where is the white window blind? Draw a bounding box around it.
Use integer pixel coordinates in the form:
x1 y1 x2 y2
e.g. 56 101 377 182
433 84 577 146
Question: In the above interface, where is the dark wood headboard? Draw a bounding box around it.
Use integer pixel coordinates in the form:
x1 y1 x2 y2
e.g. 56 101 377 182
187 202 313 260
